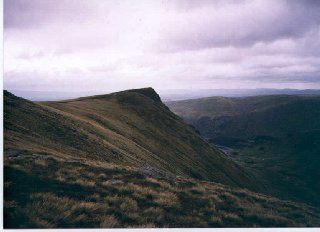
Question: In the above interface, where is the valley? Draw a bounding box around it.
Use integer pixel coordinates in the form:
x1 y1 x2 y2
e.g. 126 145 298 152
166 95 320 208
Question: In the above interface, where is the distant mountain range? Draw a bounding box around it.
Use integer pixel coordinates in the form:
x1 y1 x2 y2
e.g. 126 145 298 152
6 88 320 101
4 88 320 228
160 88 320 101
166 95 320 208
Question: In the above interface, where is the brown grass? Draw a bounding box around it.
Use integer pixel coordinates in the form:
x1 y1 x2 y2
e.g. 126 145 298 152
4 150 320 228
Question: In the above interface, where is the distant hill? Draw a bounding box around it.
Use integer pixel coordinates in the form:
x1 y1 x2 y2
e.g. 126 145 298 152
166 95 320 208
160 89 320 101
6 88 320 101
4 89 320 228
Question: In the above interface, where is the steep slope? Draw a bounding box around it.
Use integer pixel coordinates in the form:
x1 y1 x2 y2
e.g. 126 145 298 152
166 95 320 207
4 89 320 228
4 88 259 189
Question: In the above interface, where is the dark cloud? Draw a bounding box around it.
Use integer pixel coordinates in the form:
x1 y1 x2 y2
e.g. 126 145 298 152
4 0 91 29
162 0 320 51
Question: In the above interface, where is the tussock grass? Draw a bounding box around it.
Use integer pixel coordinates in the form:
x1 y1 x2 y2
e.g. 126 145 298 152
4 150 320 228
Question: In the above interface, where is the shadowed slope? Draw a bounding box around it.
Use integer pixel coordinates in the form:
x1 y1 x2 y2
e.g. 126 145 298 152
166 95 320 207
4 88 260 190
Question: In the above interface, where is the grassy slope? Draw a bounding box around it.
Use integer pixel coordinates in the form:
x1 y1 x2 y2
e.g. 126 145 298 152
166 95 320 207
4 89 320 228
4 88 254 187
5 88 262 189
4 149 320 228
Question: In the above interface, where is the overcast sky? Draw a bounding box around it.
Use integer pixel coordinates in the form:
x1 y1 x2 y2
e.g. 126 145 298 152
4 0 320 92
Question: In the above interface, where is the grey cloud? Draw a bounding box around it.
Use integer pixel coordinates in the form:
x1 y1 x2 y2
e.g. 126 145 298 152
172 0 247 11
4 0 92 29
252 74 320 84
162 0 320 52
16 51 46 59
4 0 320 91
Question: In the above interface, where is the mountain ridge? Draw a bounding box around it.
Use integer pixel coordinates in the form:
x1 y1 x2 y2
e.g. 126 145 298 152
4 88 320 228
4 88 261 190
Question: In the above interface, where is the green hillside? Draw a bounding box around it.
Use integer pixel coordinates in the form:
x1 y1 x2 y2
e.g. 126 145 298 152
4 89 320 228
4 88 260 188
166 95 320 207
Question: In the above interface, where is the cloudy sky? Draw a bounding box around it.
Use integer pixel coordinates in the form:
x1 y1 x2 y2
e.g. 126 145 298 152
4 0 320 92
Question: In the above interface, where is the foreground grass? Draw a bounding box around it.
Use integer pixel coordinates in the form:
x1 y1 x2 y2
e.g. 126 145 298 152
4 149 320 228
